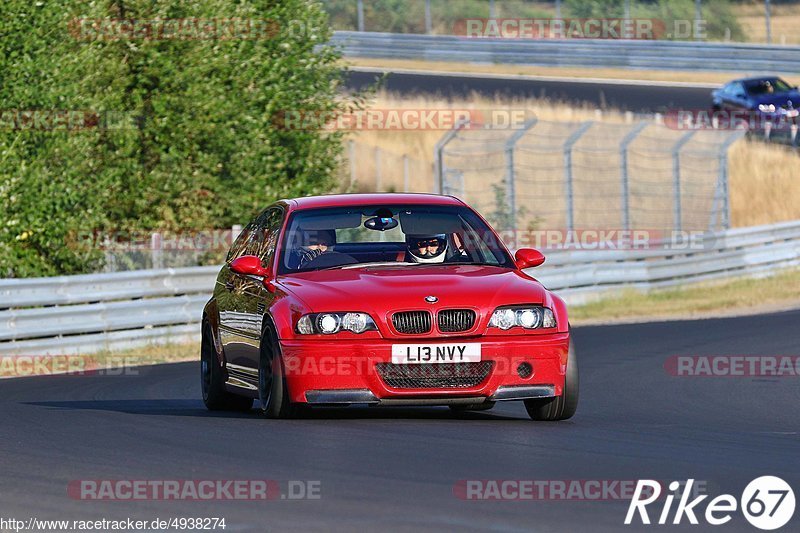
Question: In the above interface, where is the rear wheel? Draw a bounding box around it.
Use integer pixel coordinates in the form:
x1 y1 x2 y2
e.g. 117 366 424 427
201 322 253 411
259 325 303 419
524 342 579 421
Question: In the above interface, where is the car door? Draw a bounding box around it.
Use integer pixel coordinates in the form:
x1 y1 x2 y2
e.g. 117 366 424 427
216 221 259 380
235 206 284 372
722 82 749 111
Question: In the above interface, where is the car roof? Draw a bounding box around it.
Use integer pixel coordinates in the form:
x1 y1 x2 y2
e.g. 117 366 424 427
730 76 784 84
284 193 465 211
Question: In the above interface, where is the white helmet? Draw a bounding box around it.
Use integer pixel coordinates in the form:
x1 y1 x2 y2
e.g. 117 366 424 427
406 234 448 263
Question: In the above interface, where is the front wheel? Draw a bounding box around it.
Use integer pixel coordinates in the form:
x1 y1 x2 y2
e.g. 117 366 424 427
524 342 579 421
258 326 303 419
201 322 253 412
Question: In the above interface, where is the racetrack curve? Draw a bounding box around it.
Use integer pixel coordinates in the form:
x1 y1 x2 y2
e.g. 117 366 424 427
344 69 715 113
1 309 799 532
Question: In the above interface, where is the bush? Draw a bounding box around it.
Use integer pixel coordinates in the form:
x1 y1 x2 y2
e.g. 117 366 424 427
0 0 350 277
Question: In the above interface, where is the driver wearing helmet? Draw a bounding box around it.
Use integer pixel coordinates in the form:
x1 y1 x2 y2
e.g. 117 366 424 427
405 234 448 263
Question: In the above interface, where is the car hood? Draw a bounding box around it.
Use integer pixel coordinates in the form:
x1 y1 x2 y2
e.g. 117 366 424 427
277 264 546 315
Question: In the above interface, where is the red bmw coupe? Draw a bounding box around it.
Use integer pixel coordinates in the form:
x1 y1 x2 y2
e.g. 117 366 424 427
201 193 578 421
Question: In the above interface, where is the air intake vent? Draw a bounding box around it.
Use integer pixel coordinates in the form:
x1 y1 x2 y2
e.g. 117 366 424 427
391 311 432 334
376 362 494 389
437 309 477 332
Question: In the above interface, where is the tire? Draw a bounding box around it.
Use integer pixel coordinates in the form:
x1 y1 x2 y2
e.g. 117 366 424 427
449 402 495 412
201 322 253 412
524 341 579 421
258 324 302 419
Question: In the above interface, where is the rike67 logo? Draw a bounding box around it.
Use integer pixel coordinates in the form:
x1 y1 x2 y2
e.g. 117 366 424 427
625 477 795 530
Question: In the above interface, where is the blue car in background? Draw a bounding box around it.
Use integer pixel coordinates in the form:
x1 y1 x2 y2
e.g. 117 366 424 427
712 76 799 138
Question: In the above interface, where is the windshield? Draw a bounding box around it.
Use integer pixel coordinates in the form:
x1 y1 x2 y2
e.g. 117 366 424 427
278 204 515 274
744 78 793 95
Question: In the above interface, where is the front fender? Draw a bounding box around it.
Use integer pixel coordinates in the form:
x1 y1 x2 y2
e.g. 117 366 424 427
543 291 569 334
202 297 223 360
266 290 310 341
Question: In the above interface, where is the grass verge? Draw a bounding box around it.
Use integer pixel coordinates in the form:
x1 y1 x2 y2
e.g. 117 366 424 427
570 268 800 324
88 342 198 367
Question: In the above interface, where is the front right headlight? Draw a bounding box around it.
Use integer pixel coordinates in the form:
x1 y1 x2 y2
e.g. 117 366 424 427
489 306 556 330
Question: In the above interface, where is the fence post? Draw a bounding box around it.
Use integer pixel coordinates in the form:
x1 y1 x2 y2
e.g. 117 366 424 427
765 0 772 44
151 232 163 270
374 147 381 191
357 0 364 31
425 0 432 34
403 154 410 192
694 0 702 41
503 119 538 231
433 117 469 194
563 122 594 231
349 141 356 187
231 224 242 243
711 130 746 230
619 122 649 231
671 131 697 233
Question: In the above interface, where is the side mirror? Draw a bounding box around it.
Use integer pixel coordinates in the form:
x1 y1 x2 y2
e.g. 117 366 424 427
230 255 270 278
230 255 275 292
514 248 545 270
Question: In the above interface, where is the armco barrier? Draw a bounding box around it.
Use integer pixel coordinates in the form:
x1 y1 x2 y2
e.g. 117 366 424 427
331 31 800 73
1 220 799 355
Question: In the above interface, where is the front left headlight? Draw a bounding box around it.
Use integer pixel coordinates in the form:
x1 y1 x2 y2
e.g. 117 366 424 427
489 306 556 330
296 312 377 335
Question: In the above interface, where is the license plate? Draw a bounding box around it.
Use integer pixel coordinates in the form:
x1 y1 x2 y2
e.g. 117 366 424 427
391 343 481 364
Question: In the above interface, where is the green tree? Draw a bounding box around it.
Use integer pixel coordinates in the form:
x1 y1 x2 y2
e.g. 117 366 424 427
1 0 350 277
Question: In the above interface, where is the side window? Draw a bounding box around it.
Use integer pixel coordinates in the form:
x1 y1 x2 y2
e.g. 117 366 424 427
227 221 256 262
244 207 284 266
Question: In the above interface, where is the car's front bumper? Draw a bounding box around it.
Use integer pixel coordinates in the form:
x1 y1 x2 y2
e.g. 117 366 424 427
279 333 569 405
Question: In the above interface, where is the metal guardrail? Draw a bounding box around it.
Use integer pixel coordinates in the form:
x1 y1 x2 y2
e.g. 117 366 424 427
536 220 800 304
0 220 798 355
332 31 800 73
0 267 217 355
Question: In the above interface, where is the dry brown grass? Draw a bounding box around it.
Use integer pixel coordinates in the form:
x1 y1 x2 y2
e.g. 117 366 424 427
734 2 800 45
343 92 800 228
729 139 800 227
570 267 800 324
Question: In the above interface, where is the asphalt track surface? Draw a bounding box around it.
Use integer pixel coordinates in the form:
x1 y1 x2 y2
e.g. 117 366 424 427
2 309 799 532
345 69 714 113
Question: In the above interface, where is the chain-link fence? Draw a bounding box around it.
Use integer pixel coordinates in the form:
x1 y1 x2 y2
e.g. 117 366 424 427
326 0 772 44
436 119 745 233
341 141 433 193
